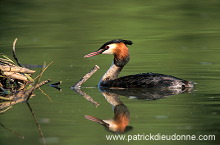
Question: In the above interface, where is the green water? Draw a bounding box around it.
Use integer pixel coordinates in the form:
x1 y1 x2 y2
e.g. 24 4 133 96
0 0 220 145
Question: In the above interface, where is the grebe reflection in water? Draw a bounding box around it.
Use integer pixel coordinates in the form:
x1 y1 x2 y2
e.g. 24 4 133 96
84 92 132 133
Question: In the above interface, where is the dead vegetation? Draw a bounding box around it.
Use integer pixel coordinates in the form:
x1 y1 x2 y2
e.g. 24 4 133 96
0 38 51 114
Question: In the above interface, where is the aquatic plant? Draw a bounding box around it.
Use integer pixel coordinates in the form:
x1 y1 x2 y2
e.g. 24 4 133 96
0 39 51 113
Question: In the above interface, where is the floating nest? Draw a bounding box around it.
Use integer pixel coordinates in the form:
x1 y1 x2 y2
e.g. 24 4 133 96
0 39 51 113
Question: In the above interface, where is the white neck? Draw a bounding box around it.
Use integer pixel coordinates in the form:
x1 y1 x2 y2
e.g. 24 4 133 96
98 62 123 87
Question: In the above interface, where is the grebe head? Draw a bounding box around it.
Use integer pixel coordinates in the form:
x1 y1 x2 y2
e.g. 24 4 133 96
84 39 133 67
84 113 130 133
84 104 131 133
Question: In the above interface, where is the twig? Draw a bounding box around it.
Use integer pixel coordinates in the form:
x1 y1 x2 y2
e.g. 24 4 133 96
0 105 13 114
0 121 24 139
0 80 51 111
26 79 51 101
39 87 53 102
34 61 53 81
73 88 99 107
71 65 100 89
0 65 35 74
71 65 100 107
12 38 22 67
0 96 12 101
26 102 46 145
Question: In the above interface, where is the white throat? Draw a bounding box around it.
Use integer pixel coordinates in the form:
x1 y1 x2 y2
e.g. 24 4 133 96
98 62 123 87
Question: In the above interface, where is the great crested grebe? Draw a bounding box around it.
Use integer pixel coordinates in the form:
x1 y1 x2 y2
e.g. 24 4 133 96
84 39 194 89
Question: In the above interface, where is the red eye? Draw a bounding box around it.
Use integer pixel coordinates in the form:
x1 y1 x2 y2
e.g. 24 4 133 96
105 46 110 49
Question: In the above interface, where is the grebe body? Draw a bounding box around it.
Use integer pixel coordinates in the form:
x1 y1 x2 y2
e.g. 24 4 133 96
84 39 194 89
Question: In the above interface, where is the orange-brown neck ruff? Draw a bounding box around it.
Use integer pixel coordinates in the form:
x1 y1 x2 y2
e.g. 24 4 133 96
113 43 130 67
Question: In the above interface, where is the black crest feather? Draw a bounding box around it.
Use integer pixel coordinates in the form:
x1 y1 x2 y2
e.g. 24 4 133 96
100 39 133 49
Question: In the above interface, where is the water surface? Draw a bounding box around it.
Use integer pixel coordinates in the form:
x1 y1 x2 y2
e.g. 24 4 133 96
0 0 220 145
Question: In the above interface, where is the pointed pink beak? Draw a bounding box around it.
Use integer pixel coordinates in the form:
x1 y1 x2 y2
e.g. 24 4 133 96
84 49 103 57
84 115 109 127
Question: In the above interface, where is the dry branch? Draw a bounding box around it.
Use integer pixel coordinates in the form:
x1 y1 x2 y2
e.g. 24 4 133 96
0 122 24 139
71 65 100 107
26 102 46 145
71 65 100 89
73 89 99 107
0 65 35 74
2 72 28 81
